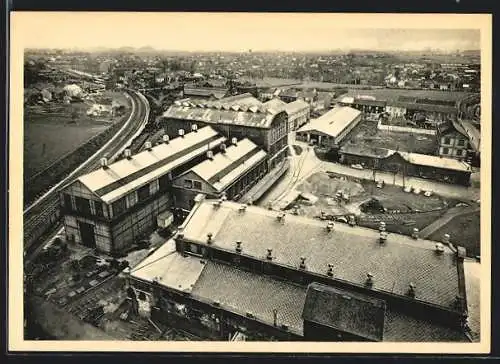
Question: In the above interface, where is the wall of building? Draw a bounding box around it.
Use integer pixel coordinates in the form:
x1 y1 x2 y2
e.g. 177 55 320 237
438 131 470 160
334 114 363 145
377 120 437 136
303 320 375 342
63 215 112 252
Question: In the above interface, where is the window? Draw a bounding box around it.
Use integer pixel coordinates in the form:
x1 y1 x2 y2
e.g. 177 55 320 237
159 174 170 190
456 149 464 156
150 179 159 195
74 196 91 215
193 181 202 190
137 184 150 202
442 147 450 155
183 179 193 189
457 139 466 147
187 243 201 255
94 201 104 217
112 197 127 217
443 137 451 145
64 194 73 210
127 192 138 208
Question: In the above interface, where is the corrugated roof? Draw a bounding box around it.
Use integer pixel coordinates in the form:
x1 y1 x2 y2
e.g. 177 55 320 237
77 126 226 204
180 138 267 193
302 283 386 341
181 200 462 309
297 106 362 138
284 100 310 115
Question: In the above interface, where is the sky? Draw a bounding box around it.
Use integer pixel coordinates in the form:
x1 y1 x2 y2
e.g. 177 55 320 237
13 12 482 52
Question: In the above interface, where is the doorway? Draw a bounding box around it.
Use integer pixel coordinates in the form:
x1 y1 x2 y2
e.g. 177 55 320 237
78 221 96 248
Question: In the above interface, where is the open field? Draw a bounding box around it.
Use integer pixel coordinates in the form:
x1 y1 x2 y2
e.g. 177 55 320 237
344 119 438 155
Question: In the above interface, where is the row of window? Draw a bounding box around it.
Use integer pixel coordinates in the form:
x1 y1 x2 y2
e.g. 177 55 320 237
183 179 203 191
441 147 467 157
64 194 105 218
442 137 466 147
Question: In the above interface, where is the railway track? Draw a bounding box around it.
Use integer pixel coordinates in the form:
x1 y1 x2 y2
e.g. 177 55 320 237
23 90 150 262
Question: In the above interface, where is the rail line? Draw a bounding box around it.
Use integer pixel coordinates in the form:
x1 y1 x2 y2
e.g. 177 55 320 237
23 90 150 261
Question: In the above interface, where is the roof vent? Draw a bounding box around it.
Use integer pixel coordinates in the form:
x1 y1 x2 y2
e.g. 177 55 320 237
378 221 386 232
442 233 451 245
220 143 227 153
124 149 132 159
231 137 238 145
411 228 419 240
292 205 299 215
191 124 198 132
326 221 334 232
178 129 185 137
299 257 306 270
235 241 242 254
379 231 388 244
100 157 108 169
207 150 214 160
435 242 445 254
266 248 273 261
162 135 170 144
245 312 254 319
144 141 152 150
365 272 374 287
239 204 247 213
213 300 220 307
207 233 213 245
407 283 416 298
327 264 334 277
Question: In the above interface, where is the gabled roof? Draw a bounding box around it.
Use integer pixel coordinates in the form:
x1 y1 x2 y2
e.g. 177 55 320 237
263 98 287 111
302 283 386 341
284 100 310 115
297 106 362 138
177 138 267 193
75 126 226 204
180 200 464 309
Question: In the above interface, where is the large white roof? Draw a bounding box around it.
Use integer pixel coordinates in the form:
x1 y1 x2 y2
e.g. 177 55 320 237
297 106 361 139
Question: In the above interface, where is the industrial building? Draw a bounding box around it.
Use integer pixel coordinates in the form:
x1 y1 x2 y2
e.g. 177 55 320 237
437 119 480 165
159 93 289 170
128 198 470 342
339 144 472 186
182 85 230 100
171 138 268 211
296 106 362 149
59 126 227 254
283 99 311 131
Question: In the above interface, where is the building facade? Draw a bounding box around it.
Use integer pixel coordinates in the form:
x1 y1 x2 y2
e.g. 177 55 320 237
60 126 227 254
284 100 311 131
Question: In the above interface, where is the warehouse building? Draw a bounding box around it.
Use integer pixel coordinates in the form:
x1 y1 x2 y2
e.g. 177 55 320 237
59 126 227 254
171 138 268 211
159 93 289 170
128 198 470 342
296 106 362 149
284 99 311 131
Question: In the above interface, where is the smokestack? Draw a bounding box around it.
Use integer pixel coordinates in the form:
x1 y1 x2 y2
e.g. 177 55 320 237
124 149 132 159
179 129 185 137
220 143 227 153
144 141 152 150
191 124 198 132
207 150 214 160
100 157 108 168
231 137 237 145
162 135 170 144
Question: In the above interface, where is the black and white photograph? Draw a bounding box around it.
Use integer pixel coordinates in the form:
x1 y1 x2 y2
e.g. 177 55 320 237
8 12 491 352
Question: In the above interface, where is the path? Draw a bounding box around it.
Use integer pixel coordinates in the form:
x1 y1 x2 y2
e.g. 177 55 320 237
419 205 481 239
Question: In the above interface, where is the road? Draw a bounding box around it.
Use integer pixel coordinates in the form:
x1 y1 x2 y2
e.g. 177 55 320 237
261 138 481 209
23 90 150 263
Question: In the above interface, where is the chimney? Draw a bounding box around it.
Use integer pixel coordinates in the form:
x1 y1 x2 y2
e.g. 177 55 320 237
220 143 227 153
191 124 198 132
327 264 334 277
231 137 238 145
326 221 334 232
411 228 419 240
124 149 132 159
238 204 247 213
299 257 306 270
145 141 152 150
266 248 273 261
379 231 388 244
207 150 214 160
207 233 213 245
178 129 185 137
378 221 386 232
162 135 170 144
435 242 445 254
407 283 416 298
235 241 242 254
100 157 108 169
365 272 374 287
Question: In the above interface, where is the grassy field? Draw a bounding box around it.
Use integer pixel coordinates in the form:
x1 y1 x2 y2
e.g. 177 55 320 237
24 114 109 179
344 119 438 155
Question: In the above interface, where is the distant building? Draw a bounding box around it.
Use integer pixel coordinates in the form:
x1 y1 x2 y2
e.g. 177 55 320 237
385 97 458 124
128 198 470 342
182 85 230 100
437 120 480 165
296 106 362 149
172 138 267 211
59 126 227 254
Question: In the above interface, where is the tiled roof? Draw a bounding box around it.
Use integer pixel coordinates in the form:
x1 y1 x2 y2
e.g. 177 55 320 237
181 200 462 309
302 283 386 341
284 100 310 115
76 126 226 204
297 106 362 139
179 138 267 193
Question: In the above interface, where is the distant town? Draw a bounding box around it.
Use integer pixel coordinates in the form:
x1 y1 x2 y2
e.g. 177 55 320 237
23 46 481 344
